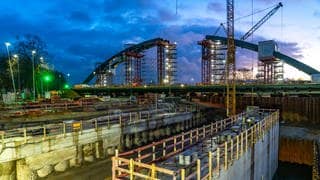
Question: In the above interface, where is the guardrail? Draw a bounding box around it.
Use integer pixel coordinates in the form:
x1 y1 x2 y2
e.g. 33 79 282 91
1 100 140 117
0 104 198 144
112 109 279 180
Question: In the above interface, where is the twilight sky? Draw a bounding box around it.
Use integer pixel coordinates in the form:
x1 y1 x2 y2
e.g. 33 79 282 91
0 0 319 84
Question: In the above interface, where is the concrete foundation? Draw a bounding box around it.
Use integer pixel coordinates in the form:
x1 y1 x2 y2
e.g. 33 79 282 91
217 121 279 180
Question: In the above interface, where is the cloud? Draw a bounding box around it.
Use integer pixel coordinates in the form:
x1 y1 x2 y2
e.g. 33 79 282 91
0 0 308 84
314 10 320 17
68 11 92 23
207 2 224 13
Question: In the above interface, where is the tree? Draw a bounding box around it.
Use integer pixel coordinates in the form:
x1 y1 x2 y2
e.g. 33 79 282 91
0 54 11 90
0 34 67 97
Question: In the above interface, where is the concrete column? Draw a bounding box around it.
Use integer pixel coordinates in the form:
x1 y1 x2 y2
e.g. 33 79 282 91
181 122 185 131
76 145 83 165
134 133 142 146
141 131 148 144
154 129 161 140
0 161 16 180
83 143 95 162
165 126 171 136
125 134 132 149
160 128 166 136
16 159 37 180
148 131 154 142
95 141 102 159
176 124 181 133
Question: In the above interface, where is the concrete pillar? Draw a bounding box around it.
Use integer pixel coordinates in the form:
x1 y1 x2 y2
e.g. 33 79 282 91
171 126 176 134
141 131 148 144
165 126 171 136
181 122 185 131
148 131 154 142
16 159 37 180
160 128 166 136
176 124 181 133
95 141 102 159
76 145 83 165
0 161 16 180
125 134 132 149
154 129 161 140
83 143 94 162
134 133 142 146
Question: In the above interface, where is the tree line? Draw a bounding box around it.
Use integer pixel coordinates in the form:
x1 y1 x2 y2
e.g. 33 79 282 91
0 34 68 99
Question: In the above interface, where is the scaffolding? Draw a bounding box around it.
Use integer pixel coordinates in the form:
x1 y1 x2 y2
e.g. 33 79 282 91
199 39 227 85
124 52 144 86
164 43 177 85
95 62 113 87
257 59 283 84
157 41 177 85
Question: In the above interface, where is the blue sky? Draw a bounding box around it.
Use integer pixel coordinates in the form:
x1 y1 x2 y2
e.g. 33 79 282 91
0 0 319 84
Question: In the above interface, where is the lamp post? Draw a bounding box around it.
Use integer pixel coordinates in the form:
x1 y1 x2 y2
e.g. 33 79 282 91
5 42 16 95
13 54 20 92
40 57 44 97
32 50 36 101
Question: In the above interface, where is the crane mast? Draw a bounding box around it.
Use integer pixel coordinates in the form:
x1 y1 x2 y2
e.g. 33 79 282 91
226 0 236 116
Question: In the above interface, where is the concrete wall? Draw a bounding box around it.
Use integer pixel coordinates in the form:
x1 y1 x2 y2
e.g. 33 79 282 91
0 124 121 179
0 112 198 180
217 121 279 180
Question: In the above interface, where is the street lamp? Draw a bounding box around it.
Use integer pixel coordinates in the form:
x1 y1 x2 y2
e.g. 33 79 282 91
39 56 44 97
5 42 16 95
32 50 36 101
13 54 21 92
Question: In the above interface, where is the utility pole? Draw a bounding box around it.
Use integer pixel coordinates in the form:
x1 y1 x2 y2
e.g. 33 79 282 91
226 0 236 116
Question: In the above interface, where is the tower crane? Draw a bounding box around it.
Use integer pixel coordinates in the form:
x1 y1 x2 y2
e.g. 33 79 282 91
226 0 236 116
240 2 283 40
215 2 283 40
224 1 283 116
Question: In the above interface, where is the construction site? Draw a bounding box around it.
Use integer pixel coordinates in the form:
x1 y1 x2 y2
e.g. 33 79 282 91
0 0 320 180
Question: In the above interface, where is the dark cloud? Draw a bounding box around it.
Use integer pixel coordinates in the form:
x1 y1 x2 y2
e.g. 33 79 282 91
0 0 305 84
68 11 92 23
207 2 224 13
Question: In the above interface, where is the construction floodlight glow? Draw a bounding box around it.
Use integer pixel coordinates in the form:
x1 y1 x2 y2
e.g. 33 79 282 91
13 54 18 58
5 42 11 47
43 75 52 82
32 50 36 54
64 84 70 89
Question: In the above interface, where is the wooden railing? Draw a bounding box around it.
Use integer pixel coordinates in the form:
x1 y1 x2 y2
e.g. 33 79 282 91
112 109 279 180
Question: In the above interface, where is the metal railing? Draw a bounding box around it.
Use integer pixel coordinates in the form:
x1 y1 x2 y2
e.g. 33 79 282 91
112 109 279 180
0 105 198 144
